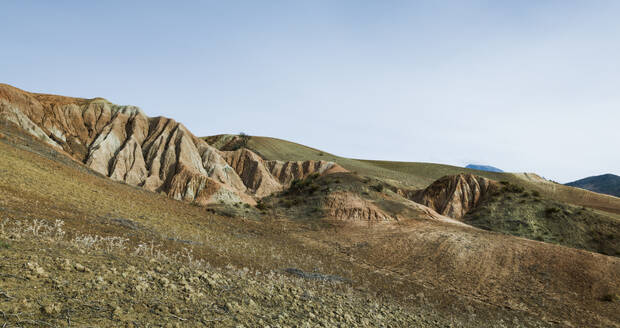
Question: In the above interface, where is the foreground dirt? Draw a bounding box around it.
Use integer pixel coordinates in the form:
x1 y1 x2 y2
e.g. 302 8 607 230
0 226 479 328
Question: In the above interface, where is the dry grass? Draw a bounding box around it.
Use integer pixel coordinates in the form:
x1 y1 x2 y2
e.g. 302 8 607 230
2 128 619 327
209 135 620 215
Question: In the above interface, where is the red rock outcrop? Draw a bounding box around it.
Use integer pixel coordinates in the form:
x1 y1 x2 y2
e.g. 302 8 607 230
221 148 348 198
323 192 396 222
0 84 346 205
221 148 282 198
412 174 499 220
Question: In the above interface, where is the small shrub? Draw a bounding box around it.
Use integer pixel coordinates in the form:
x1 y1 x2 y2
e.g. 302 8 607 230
288 174 320 194
238 132 251 147
502 184 525 193
282 199 294 208
500 181 510 186
373 184 384 192
256 201 268 211
544 207 561 218
0 240 10 249
602 293 619 302
532 190 541 197
307 183 319 194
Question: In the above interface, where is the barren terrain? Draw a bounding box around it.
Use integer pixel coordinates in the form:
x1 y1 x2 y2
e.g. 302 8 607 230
1 85 619 327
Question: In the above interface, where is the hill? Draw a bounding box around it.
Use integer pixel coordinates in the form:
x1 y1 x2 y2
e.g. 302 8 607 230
1 84 620 327
566 174 620 198
465 164 504 172
206 134 620 216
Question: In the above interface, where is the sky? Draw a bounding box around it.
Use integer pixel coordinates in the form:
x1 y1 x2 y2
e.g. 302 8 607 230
1 1 619 183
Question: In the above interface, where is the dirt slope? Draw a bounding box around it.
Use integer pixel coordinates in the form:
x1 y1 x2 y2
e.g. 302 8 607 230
257 172 459 226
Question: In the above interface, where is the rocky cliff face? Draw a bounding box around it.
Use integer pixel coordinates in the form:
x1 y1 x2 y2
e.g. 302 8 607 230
0 84 344 205
221 148 347 197
412 174 498 220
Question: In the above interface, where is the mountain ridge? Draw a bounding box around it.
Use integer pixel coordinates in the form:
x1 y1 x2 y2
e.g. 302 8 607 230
465 164 504 172
566 173 620 198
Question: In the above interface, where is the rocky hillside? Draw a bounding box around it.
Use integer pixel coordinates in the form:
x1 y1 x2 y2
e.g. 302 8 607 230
411 174 499 220
257 172 460 226
222 148 346 198
1 84 620 327
566 174 620 198
0 84 343 206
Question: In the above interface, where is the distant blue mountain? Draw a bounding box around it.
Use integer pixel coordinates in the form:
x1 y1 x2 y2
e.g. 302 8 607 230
465 164 504 173
565 174 620 197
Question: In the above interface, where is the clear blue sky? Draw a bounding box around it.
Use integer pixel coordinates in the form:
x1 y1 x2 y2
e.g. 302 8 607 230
2 1 619 183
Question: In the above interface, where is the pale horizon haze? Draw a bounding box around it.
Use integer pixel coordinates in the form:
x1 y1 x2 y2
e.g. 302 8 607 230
1 1 619 183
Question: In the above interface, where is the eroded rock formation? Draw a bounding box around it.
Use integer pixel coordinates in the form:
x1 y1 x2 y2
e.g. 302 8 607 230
324 192 396 222
0 84 345 205
412 174 499 220
221 148 347 198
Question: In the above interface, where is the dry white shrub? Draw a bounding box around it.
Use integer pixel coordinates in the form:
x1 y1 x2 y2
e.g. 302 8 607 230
71 235 128 253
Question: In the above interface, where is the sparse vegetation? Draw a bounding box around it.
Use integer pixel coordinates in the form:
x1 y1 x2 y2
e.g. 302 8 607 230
465 190 620 256
287 173 320 195
0 218 429 327
239 131 251 148
602 293 619 302
544 206 561 218
255 200 268 211
501 182 525 194
1 106 619 327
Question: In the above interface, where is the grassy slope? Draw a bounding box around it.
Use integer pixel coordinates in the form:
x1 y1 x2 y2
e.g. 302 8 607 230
0 126 372 282
220 135 620 216
0 224 421 327
464 184 620 256
207 135 506 188
0 125 544 327
1 129 619 326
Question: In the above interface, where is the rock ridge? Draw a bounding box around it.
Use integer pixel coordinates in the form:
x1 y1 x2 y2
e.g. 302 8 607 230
0 84 345 205
411 173 499 220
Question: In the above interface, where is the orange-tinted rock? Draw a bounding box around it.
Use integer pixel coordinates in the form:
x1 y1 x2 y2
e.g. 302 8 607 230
0 84 346 205
413 174 499 220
